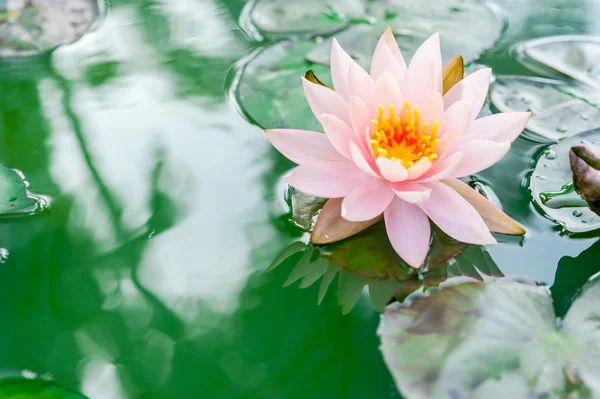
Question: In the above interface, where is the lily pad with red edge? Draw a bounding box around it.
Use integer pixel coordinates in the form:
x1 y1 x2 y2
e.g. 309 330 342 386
379 276 600 398
0 377 89 398
530 129 600 233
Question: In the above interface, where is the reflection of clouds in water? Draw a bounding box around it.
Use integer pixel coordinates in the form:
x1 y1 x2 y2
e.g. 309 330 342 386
44 0 280 318
156 0 247 57
35 3 290 396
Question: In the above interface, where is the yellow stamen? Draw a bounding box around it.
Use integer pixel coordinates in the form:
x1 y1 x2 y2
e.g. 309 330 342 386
369 100 441 168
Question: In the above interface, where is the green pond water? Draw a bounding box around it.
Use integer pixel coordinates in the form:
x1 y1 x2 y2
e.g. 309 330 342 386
0 0 600 398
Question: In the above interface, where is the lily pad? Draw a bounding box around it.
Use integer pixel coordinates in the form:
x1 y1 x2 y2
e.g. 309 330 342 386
491 36 600 141
0 166 43 216
0 377 89 398
517 35 600 90
249 0 502 68
379 275 600 398
491 76 600 141
530 129 600 233
269 231 507 314
236 40 328 131
0 0 100 57
249 0 366 36
238 0 502 131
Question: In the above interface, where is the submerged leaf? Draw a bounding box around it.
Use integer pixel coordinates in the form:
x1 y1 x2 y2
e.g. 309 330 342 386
368 279 401 313
267 241 307 271
318 264 340 305
443 179 525 235
338 270 366 315
318 222 410 280
570 146 600 216
379 277 600 398
299 257 329 288
283 250 319 287
442 55 464 95
530 129 600 233
319 222 467 280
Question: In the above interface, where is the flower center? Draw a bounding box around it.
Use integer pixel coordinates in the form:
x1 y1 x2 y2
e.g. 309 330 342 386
370 101 440 168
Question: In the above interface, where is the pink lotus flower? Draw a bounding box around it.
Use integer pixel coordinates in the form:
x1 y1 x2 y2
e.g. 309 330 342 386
266 28 531 268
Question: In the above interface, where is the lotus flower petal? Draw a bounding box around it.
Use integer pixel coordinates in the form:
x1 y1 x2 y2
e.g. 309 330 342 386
320 114 355 159
376 158 408 182
391 182 432 203
348 62 375 111
371 43 406 90
418 181 496 245
349 95 372 145
302 76 351 125
330 38 357 100
311 198 382 244
443 178 526 235
266 128 348 164
375 71 404 111
384 198 431 268
443 68 491 120
285 161 370 198
444 100 473 147
342 178 395 221
371 26 407 77
406 33 442 105
450 140 510 178
463 112 532 143
407 157 432 180
266 28 525 264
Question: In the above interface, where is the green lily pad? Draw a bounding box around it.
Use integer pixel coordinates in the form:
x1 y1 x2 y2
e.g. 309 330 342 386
0 377 89 398
0 166 43 216
517 35 600 90
236 40 329 131
0 0 100 57
238 0 502 131
530 129 600 233
379 275 600 398
490 76 600 142
249 0 502 68
249 0 366 36
491 36 600 141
